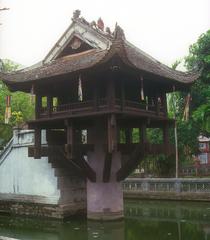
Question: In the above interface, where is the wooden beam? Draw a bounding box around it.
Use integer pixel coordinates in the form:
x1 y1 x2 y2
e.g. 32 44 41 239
75 156 96 182
116 144 144 181
34 127 41 159
103 152 112 182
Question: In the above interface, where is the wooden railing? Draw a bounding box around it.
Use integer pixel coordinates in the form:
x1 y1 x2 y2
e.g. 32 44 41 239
39 98 166 118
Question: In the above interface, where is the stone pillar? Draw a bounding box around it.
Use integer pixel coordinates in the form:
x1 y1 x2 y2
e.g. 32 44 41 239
87 120 123 220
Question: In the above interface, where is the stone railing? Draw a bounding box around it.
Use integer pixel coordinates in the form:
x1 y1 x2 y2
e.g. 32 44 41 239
123 178 210 200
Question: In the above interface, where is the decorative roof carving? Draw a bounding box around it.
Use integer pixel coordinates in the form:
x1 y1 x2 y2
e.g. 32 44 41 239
72 9 81 20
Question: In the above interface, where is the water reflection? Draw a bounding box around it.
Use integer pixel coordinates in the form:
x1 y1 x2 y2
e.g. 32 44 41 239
0 200 210 239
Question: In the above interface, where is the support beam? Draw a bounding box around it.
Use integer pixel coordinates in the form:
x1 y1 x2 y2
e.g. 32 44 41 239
103 152 112 182
75 156 96 182
34 127 41 159
116 143 145 181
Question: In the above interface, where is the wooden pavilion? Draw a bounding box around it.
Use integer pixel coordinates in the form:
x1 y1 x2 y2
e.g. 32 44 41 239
0 11 198 220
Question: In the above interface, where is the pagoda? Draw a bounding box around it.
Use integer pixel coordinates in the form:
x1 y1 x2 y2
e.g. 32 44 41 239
1 10 198 220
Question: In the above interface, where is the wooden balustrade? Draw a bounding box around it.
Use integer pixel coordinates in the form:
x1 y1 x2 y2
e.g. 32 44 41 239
38 98 166 119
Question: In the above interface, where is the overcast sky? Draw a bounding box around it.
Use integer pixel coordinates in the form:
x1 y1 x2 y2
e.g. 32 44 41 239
0 0 209 69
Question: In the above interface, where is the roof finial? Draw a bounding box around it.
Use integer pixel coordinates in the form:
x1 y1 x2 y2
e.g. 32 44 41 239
114 23 125 40
72 9 81 20
97 17 104 31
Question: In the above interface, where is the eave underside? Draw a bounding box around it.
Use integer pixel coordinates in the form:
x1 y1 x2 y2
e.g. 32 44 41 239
1 37 199 92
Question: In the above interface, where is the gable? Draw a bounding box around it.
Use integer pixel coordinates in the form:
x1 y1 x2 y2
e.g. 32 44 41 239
44 20 112 63
56 36 93 59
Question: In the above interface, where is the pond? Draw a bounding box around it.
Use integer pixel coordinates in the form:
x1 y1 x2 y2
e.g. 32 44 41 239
0 200 210 240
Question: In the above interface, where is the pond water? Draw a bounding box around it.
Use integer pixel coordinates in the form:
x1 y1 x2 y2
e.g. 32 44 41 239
0 200 210 240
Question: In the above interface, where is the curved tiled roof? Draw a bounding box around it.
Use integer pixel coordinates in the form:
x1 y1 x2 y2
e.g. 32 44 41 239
0 25 199 88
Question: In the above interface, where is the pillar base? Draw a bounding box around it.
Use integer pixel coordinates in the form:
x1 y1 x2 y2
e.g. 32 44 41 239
87 181 124 221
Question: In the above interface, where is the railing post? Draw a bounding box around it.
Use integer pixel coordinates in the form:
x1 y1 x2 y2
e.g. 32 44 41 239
47 94 52 117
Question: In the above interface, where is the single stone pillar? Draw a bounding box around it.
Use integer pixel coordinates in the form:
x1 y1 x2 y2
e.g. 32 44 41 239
87 120 123 220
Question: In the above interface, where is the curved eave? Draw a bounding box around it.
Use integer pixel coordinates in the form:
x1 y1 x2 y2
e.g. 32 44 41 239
124 41 200 85
0 33 200 92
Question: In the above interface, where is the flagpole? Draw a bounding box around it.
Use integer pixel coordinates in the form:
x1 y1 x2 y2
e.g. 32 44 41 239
174 119 179 178
172 86 179 178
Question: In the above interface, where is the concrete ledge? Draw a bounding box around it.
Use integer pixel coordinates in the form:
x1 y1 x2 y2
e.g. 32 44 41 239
87 210 124 221
124 191 210 201
0 197 86 219
0 237 20 240
0 193 58 205
0 236 19 240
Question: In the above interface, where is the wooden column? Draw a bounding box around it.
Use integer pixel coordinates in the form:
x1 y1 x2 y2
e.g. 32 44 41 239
35 94 42 119
65 120 74 159
107 114 117 153
120 79 125 111
103 114 117 182
155 94 160 115
161 92 167 116
47 94 53 117
93 80 99 111
107 77 115 110
139 123 147 144
34 127 41 159
125 128 132 144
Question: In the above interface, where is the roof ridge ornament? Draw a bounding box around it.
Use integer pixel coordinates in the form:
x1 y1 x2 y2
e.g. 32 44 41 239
72 9 81 20
114 23 125 40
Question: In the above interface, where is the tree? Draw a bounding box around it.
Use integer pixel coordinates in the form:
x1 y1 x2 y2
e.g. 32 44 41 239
0 59 34 148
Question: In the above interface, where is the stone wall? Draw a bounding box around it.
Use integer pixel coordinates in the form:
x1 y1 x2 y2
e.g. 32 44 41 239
123 178 210 201
0 129 86 219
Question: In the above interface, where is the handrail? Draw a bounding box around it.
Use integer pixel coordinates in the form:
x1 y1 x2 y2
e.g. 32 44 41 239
0 138 13 166
39 98 165 116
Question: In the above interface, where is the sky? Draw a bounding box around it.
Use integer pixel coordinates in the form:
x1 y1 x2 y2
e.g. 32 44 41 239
0 0 209 69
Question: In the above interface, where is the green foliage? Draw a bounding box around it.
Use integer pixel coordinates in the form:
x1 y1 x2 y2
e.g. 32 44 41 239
0 59 34 147
172 29 210 166
185 30 210 83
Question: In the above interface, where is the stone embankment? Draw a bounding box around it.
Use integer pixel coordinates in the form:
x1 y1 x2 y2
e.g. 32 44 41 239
123 178 210 201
